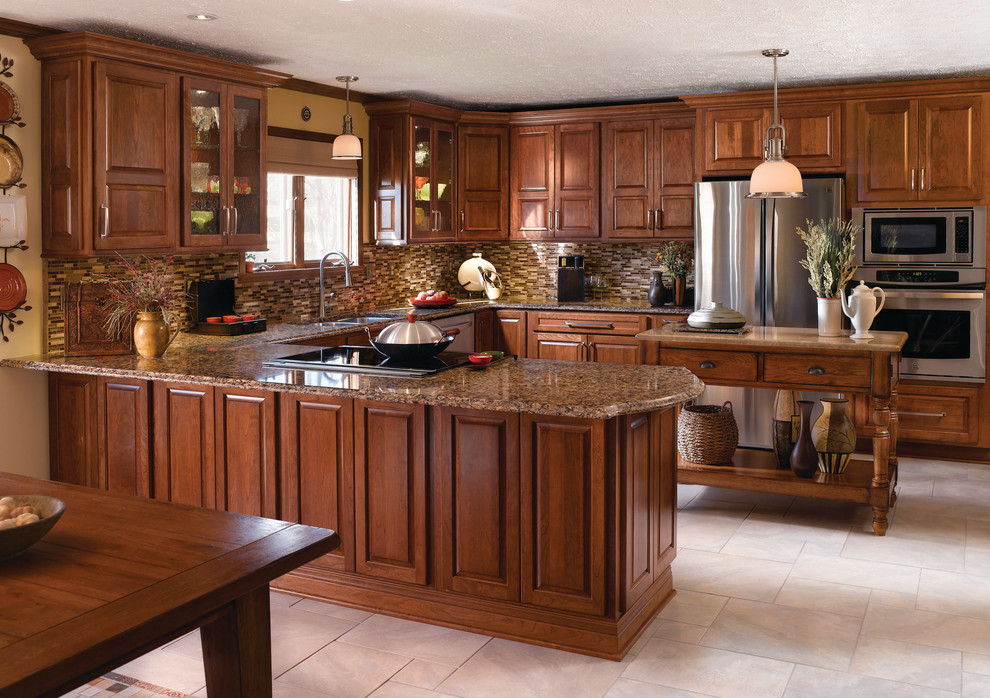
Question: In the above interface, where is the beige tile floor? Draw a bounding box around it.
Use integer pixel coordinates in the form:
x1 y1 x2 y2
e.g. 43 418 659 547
61 456 990 698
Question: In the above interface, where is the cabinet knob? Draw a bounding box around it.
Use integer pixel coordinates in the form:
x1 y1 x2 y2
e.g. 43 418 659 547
699 360 716 369
808 366 826 375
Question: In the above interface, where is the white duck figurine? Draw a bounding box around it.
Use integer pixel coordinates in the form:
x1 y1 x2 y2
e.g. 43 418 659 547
841 281 886 339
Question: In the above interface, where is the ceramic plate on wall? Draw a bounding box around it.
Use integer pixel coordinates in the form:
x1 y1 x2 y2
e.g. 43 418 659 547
0 263 27 311
0 134 23 188
0 81 18 124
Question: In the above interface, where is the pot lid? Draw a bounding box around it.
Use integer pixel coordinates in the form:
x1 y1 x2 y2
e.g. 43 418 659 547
376 313 447 344
687 301 747 329
457 252 497 292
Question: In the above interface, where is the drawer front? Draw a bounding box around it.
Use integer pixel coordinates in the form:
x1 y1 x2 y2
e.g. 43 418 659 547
764 353 872 389
660 348 758 382
897 388 979 444
529 311 647 336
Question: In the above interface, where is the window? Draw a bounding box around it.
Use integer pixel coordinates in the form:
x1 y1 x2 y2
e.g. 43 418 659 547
248 129 360 271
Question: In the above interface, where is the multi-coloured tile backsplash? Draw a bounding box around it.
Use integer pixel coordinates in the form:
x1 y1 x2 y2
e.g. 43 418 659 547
43 240 692 354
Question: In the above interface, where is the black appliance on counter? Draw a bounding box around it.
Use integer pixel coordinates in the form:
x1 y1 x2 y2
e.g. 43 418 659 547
557 255 585 302
188 278 267 335
265 346 494 378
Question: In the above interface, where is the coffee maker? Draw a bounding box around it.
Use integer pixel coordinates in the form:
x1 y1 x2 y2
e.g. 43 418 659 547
557 256 585 302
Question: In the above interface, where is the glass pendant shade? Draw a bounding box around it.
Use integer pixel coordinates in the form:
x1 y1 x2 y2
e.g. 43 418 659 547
747 49 805 199
332 132 362 160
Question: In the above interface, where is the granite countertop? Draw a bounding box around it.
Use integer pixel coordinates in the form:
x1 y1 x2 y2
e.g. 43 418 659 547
4 343 704 419
637 325 909 353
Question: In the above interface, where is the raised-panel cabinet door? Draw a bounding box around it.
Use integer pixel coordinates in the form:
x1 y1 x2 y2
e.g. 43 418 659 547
529 332 586 362
555 122 600 239
48 373 98 487
856 99 918 202
494 310 527 358
457 125 509 240
778 102 842 169
654 408 677 572
604 120 653 240
41 59 86 254
214 388 277 518
510 125 554 239
520 415 605 615
919 95 983 201
474 308 495 350
226 86 267 248
435 408 520 600
703 107 768 173
97 377 150 497
586 335 644 365
354 400 429 585
280 394 354 570
93 60 178 251
153 382 216 508
656 117 696 239
372 115 406 244
618 412 656 611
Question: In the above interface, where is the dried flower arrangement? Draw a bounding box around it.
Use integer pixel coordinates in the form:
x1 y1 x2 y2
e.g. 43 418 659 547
795 218 860 299
654 241 693 279
95 256 186 339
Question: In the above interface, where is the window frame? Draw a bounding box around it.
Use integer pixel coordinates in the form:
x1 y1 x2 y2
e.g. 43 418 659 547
241 126 364 281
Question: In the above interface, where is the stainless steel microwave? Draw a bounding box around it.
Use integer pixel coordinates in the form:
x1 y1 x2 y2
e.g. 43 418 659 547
852 206 986 266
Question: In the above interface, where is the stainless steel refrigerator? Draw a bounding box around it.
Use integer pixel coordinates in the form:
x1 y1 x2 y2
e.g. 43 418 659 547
693 177 844 448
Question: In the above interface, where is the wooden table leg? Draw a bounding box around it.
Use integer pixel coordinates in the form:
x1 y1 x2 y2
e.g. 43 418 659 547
871 395 892 536
200 584 272 697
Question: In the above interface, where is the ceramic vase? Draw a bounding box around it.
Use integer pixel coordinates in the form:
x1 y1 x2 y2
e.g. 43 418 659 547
133 311 178 358
647 271 667 307
811 398 856 474
790 400 819 478
772 390 799 469
673 277 686 306
817 297 842 337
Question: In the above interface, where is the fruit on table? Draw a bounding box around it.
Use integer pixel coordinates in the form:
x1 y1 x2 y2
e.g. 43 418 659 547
415 290 449 301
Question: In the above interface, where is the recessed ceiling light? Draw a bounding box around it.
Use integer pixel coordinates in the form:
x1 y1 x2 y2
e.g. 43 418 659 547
187 13 217 21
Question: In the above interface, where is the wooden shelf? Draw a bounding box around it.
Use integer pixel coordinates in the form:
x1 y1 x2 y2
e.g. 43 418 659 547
677 448 893 504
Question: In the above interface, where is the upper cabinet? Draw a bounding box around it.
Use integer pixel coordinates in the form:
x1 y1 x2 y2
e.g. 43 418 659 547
603 115 695 240
411 117 456 242
855 95 983 203
27 31 288 257
457 124 510 240
510 122 600 240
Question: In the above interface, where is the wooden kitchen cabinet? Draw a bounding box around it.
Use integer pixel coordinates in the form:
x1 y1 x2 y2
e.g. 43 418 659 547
855 95 982 202
494 309 528 357
604 116 695 240
511 122 600 240
214 387 277 518
353 399 430 585
852 380 980 446
27 31 287 256
153 382 216 508
411 117 456 242
457 124 510 240
527 311 649 364
48 373 98 488
474 308 495 351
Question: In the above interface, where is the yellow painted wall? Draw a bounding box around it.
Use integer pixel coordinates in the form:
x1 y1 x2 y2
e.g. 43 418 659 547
0 36 50 479
267 88 372 243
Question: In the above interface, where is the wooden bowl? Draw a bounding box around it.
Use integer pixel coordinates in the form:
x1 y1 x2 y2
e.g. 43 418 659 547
0 495 66 561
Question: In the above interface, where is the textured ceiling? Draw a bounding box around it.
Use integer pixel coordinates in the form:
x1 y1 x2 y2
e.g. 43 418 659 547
6 0 990 109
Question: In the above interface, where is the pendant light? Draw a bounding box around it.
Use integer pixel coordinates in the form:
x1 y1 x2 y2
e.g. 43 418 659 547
332 76 362 160
747 49 806 199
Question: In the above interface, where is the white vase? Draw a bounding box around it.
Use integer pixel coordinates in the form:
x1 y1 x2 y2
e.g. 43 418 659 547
817 298 842 337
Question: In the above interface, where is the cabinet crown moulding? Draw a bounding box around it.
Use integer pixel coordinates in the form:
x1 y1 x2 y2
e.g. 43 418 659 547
24 31 290 88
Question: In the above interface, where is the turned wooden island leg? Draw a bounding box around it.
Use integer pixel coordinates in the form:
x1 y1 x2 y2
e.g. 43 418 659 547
871 395 893 536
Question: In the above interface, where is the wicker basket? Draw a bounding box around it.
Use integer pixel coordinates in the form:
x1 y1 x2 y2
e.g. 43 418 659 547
677 401 739 465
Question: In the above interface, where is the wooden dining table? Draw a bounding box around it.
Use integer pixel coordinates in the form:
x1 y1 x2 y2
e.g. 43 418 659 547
0 472 339 698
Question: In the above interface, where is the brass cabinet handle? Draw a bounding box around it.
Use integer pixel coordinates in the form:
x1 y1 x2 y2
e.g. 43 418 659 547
100 204 109 237
900 410 947 418
808 366 826 375
699 360 716 369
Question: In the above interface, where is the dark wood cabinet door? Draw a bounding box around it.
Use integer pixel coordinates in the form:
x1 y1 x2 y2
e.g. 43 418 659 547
604 120 653 239
529 332 586 362
555 122 600 239
153 382 216 508
96 377 150 497
48 373 98 487
778 102 843 170
586 335 644 365
372 115 406 244
410 118 457 243
474 308 495 351
354 400 429 585
520 415 605 615
654 408 677 574
510 125 554 239
702 107 768 173
618 411 656 611
919 95 982 201
280 393 354 570
457 124 509 240
214 388 277 518
856 99 918 202
494 310 528 358
656 117 696 239
40 59 86 254
435 408 520 600
93 60 178 251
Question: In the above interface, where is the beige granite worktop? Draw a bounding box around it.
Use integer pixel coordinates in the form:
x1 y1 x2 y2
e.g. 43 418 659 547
636 325 908 353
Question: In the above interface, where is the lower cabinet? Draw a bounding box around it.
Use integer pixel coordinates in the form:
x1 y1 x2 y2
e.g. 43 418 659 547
214 387 277 518
152 382 216 508
494 309 528 357
852 380 981 446
49 373 98 488
527 311 649 364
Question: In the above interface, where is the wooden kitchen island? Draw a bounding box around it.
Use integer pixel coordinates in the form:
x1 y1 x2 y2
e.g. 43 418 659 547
637 325 908 536
4 338 702 660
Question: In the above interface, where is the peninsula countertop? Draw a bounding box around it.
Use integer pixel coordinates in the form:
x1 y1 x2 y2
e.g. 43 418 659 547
636 325 909 353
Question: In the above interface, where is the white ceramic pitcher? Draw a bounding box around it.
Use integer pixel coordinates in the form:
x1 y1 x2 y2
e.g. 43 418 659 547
841 280 886 339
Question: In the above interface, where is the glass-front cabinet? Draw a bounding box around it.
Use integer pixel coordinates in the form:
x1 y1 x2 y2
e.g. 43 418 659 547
410 117 455 242
183 79 266 249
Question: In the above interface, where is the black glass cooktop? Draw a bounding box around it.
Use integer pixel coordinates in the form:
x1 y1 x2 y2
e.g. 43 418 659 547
265 345 474 377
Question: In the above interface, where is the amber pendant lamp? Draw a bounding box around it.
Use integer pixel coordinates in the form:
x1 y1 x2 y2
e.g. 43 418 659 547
747 49 806 199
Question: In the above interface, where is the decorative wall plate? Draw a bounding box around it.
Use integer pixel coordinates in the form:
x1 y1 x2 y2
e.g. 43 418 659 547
0 263 27 311
0 81 18 124
0 134 23 188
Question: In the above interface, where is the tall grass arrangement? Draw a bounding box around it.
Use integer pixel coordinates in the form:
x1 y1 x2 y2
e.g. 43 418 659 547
795 218 860 298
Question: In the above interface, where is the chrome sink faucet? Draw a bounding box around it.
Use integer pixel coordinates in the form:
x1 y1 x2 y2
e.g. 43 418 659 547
318 250 353 321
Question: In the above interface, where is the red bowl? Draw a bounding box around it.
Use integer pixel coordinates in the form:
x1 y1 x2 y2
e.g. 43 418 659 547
222 315 242 323
241 314 258 321
468 354 493 365
408 297 457 307
206 317 222 323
